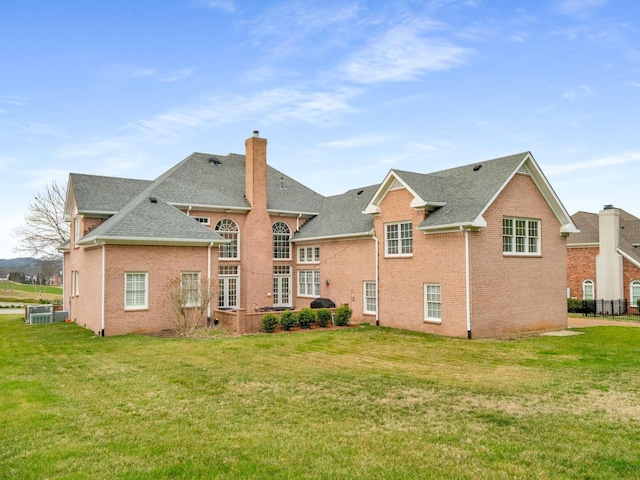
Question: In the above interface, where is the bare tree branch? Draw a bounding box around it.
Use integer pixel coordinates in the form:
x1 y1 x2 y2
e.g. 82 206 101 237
14 180 69 259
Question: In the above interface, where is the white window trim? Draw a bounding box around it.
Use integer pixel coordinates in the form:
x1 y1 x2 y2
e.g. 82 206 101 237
181 272 201 308
297 270 320 298
582 279 594 301
215 218 240 261
125 272 148 310
74 216 81 247
630 280 640 306
424 283 442 324
192 216 211 226
273 221 292 261
297 246 320 264
72 270 80 297
385 221 413 257
503 217 541 256
363 281 377 315
218 266 239 309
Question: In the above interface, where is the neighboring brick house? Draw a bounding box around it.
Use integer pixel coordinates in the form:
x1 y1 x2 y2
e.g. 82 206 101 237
567 207 640 308
61 131 577 338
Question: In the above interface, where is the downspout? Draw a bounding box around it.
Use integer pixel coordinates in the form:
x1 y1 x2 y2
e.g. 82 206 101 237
296 213 302 232
187 205 192 216
465 229 471 339
207 242 213 325
101 243 105 337
374 233 379 326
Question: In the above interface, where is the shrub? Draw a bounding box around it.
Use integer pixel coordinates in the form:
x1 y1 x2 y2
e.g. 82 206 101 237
567 298 583 313
334 305 352 326
298 308 316 329
317 308 332 328
261 313 278 333
280 310 298 331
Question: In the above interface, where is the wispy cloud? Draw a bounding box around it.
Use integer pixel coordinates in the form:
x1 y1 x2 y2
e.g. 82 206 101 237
199 0 237 13
340 20 470 84
321 133 397 148
99 65 194 83
562 85 596 100
543 151 640 175
558 0 606 17
0 95 27 106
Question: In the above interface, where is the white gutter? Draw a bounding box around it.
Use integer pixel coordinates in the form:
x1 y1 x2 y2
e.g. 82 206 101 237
619 248 640 269
374 233 379 326
78 236 229 247
465 229 471 339
101 243 106 336
207 242 213 322
293 231 374 243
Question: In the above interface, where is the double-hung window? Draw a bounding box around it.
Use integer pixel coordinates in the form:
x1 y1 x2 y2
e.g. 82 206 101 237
424 283 441 322
181 272 201 307
125 272 148 310
582 279 594 300
298 246 320 263
298 270 320 297
385 222 413 256
630 281 640 306
503 217 540 255
363 281 377 315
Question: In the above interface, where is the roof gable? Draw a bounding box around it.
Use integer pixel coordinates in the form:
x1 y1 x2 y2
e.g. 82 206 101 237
362 152 578 235
77 189 227 247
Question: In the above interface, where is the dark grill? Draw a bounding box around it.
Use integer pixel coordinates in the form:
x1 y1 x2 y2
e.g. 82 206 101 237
310 298 336 309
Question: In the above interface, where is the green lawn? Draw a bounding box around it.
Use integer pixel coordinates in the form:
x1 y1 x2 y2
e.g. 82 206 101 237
0 281 63 303
1 316 639 479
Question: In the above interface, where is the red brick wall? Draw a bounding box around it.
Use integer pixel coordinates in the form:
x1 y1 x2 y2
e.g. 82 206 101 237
293 238 376 322
103 245 211 336
374 188 469 337
623 258 640 306
470 173 567 338
567 246 598 298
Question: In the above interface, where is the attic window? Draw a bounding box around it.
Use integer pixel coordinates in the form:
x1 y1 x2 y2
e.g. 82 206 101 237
192 216 210 225
209 157 221 166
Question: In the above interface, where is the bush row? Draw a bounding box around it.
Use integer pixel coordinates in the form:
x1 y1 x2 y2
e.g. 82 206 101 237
261 306 352 333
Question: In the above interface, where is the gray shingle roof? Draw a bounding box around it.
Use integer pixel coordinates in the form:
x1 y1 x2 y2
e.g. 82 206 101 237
70 174 152 215
295 185 377 240
78 190 225 245
402 152 529 229
149 153 324 213
569 209 640 265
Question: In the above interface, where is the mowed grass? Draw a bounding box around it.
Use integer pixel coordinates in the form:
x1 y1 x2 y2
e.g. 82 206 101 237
1 316 640 479
0 281 63 304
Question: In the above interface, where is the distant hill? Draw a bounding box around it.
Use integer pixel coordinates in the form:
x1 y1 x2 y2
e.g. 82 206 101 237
0 257 63 275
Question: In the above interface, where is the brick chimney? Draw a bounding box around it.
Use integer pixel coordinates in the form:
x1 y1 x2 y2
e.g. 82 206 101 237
245 130 267 211
595 206 623 300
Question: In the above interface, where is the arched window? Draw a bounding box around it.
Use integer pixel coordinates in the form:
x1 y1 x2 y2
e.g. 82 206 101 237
582 279 594 300
215 219 239 259
272 222 291 260
631 280 640 307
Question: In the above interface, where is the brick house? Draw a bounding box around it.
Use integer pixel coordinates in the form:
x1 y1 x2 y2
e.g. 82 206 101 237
567 207 640 307
62 131 577 338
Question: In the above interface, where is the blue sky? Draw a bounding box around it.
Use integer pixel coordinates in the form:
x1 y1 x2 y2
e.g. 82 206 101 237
1 0 639 258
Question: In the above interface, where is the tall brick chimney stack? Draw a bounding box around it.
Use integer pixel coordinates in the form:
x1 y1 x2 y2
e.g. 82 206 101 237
245 130 267 211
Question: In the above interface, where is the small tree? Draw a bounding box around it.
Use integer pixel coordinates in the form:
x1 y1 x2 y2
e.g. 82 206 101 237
162 274 217 336
14 180 69 259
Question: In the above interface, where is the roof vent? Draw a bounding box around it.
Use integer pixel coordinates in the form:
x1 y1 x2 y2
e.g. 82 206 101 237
279 177 286 190
356 189 364 196
603 204 614 210
149 197 158 203
209 157 221 165
253 130 260 137
473 164 482 171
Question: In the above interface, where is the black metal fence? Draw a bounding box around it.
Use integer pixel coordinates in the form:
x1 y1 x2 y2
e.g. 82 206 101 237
568 298 640 320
